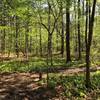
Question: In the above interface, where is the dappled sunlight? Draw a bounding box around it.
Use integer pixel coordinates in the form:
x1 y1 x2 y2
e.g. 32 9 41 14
0 0 99 99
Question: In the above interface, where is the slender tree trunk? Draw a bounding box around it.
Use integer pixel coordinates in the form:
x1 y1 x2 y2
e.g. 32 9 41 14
81 0 85 52
35 31 38 55
39 22 42 57
48 33 53 65
85 0 89 49
61 3 64 57
77 0 81 60
47 2 53 65
74 0 78 58
29 36 32 54
85 0 97 88
66 4 71 62
25 23 29 60
55 23 59 52
15 16 19 58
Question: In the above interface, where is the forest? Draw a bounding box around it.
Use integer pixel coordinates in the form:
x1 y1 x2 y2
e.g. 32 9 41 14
0 0 100 99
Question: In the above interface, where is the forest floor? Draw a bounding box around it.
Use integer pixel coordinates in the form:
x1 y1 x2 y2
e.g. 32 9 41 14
0 66 100 100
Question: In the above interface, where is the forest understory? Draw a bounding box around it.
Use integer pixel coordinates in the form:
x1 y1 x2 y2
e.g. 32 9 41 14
0 0 100 99
0 65 100 100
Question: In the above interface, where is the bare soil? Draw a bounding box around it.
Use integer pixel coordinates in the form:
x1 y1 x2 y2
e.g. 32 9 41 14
0 66 100 100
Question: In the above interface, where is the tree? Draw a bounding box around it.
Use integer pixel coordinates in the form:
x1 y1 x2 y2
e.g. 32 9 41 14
40 0 60 65
60 1 64 57
77 0 81 60
15 16 19 58
85 0 97 88
66 0 71 62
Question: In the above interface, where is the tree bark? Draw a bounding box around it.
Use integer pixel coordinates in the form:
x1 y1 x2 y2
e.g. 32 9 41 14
77 0 81 60
66 3 71 62
85 0 97 88
15 16 19 58
61 2 64 57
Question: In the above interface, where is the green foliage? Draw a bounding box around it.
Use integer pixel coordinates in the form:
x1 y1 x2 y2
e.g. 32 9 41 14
46 71 100 99
0 57 85 72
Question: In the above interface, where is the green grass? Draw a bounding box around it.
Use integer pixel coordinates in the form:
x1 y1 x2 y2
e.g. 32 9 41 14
0 57 86 72
0 56 99 73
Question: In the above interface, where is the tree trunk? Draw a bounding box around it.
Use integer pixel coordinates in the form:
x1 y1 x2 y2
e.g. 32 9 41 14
47 2 53 65
61 3 64 57
15 16 19 58
39 22 42 57
74 0 78 58
25 24 29 60
85 0 89 49
85 0 97 88
66 4 71 62
77 0 81 60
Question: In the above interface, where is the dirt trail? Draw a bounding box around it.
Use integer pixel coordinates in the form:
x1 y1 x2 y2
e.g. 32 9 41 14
0 66 100 100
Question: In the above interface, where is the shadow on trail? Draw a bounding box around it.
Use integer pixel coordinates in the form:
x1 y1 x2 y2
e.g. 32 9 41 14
0 73 56 100
3 86 56 100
